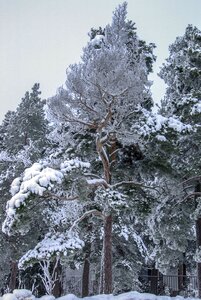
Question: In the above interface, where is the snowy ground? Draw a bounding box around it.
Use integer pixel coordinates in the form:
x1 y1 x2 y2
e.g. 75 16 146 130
0 290 199 300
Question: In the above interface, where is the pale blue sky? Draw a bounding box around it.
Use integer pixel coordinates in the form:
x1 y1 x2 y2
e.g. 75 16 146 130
0 0 201 122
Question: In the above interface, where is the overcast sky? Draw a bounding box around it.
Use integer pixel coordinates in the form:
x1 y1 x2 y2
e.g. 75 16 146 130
0 0 201 122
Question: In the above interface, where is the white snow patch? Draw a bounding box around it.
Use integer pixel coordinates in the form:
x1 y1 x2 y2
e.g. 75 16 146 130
90 35 105 47
139 109 193 137
2 294 18 300
1 291 200 300
39 296 55 300
60 158 90 173
13 289 33 300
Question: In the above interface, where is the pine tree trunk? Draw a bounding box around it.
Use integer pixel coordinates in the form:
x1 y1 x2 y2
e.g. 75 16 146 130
82 257 90 297
103 214 112 294
52 261 62 297
9 261 18 292
178 260 186 291
195 182 201 298
150 268 158 295
196 217 201 298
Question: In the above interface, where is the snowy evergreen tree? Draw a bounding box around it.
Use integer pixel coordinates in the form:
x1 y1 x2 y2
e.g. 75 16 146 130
158 24 201 295
2 2 158 295
47 1 156 293
5 83 49 159
136 25 201 294
0 84 50 293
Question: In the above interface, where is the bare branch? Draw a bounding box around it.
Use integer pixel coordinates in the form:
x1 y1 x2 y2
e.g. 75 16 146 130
112 181 163 194
183 192 201 202
84 173 103 179
43 191 79 201
61 114 96 128
182 176 201 187
78 96 99 115
112 181 143 189
86 178 109 188
69 209 104 232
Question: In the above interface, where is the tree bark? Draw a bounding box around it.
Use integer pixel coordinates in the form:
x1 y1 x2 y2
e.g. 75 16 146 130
178 261 186 291
150 268 158 295
195 182 201 298
82 257 90 297
103 214 113 294
9 261 18 292
52 260 62 297
196 217 201 298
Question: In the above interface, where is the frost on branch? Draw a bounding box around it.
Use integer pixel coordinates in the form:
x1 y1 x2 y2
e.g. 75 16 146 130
18 231 84 269
94 187 128 213
137 108 193 140
60 158 90 173
2 158 90 235
194 246 201 263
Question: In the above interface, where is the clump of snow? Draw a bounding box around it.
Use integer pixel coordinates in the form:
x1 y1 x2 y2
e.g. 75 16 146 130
138 109 193 137
2 294 18 300
156 135 167 142
18 232 84 269
60 158 90 173
191 102 201 115
10 177 22 196
194 246 201 263
90 35 105 47
13 289 34 300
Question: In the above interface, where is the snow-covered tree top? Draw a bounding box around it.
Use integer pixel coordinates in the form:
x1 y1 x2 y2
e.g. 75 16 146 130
159 25 201 118
47 1 155 145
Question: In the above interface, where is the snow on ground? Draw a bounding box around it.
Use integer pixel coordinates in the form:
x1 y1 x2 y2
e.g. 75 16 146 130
1 290 199 300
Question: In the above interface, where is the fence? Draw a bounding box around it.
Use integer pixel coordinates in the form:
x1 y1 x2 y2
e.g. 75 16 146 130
63 268 198 297
139 274 198 297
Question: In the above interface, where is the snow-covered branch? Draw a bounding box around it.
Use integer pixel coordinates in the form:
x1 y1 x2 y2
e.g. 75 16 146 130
2 158 90 235
69 209 104 232
86 178 109 188
18 231 84 269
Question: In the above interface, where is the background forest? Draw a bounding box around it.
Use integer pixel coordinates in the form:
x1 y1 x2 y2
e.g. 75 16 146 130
0 2 201 298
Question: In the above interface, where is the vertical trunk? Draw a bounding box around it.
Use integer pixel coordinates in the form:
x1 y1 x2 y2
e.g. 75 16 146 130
178 261 186 291
103 214 113 294
9 261 18 292
52 261 62 297
82 257 90 297
96 131 113 294
150 268 158 295
99 248 104 294
195 182 201 298
196 217 201 298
